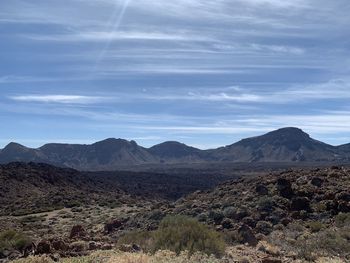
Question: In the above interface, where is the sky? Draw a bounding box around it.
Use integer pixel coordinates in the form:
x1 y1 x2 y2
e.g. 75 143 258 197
0 0 350 149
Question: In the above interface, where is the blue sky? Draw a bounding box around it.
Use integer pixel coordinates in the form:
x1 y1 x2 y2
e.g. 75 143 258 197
0 0 350 149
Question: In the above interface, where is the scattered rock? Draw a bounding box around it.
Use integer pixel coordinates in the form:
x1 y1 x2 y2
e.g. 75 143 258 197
119 244 142 253
50 253 60 262
261 257 282 263
258 241 280 256
70 241 88 252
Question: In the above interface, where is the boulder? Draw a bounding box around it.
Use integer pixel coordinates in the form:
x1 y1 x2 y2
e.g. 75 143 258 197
337 201 350 213
238 224 258 246
221 218 234 229
276 178 294 199
336 192 350 202
256 184 269 195
242 217 257 228
104 219 123 234
310 177 323 187
69 225 87 239
35 240 52 255
51 238 68 252
291 197 311 212
256 221 273 235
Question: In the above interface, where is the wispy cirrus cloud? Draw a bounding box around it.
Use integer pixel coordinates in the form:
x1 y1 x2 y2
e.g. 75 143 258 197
9 95 106 104
1 0 350 148
24 31 212 42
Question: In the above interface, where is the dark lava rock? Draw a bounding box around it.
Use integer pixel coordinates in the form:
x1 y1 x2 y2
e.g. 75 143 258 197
242 217 257 228
119 244 141 253
238 224 258 246
262 258 282 263
336 192 350 202
256 184 269 195
291 197 311 212
51 238 68 251
221 218 234 229
104 219 123 234
310 177 323 187
36 240 52 255
256 221 273 235
209 210 224 224
338 201 350 213
7 251 22 261
280 218 291 226
276 178 294 199
69 225 87 239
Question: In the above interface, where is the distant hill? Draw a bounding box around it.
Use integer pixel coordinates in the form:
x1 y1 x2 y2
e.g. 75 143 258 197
0 127 349 170
148 141 205 163
210 127 342 162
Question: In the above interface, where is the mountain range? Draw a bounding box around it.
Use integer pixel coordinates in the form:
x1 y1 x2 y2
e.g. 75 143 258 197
0 127 349 170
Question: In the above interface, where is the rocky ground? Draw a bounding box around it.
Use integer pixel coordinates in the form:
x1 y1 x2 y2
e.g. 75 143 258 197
1 165 350 262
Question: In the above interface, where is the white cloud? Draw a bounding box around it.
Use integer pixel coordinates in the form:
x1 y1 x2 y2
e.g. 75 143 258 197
25 31 212 42
9 95 105 104
0 75 54 83
250 44 305 55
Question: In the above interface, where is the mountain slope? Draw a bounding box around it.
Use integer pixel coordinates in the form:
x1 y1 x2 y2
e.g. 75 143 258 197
0 162 131 216
0 143 45 163
210 127 340 162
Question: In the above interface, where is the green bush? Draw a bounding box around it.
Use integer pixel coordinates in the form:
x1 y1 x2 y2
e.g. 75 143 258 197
153 215 226 257
307 221 325 233
335 213 350 227
119 215 226 257
118 230 154 252
257 197 275 212
0 230 32 253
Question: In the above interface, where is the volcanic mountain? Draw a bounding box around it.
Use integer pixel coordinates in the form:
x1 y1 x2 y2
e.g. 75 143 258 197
0 127 349 170
210 127 342 162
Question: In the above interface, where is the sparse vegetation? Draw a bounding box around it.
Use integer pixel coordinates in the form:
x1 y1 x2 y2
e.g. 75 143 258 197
153 215 226 257
335 212 350 227
0 229 32 253
2 165 350 262
307 221 325 233
118 215 226 258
